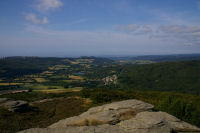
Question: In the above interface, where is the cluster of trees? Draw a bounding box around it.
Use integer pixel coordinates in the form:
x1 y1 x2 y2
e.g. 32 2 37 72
158 96 200 125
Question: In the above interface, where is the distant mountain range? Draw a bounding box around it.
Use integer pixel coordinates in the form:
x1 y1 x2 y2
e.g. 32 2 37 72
108 54 200 62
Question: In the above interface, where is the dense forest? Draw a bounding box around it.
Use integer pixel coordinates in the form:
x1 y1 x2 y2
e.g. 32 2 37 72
118 60 200 94
0 57 67 79
0 56 113 79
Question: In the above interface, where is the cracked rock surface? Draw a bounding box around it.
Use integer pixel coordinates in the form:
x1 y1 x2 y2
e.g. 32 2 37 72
18 99 200 133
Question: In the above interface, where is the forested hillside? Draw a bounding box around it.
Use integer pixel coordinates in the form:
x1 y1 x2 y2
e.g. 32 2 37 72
118 60 200 94
0 57 113 79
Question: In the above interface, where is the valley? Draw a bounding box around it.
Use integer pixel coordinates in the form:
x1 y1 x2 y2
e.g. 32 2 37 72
0 55 200 132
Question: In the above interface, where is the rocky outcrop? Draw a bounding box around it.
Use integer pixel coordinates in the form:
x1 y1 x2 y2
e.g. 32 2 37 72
49 99 154 128
118 111 200 133
0 98 29 112
18 99 200 133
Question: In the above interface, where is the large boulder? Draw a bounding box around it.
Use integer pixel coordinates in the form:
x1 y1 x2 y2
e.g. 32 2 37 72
0 98 29 112
18 99 200 133
49 99 154 128
118 111 200 133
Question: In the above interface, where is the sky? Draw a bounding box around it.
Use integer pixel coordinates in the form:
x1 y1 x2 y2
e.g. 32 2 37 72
0 0 200 57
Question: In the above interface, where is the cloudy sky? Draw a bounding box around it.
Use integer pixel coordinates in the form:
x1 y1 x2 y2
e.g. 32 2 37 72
0 0 200 57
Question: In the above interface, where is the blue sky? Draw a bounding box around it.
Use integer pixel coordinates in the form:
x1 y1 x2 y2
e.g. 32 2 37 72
0 0 200 57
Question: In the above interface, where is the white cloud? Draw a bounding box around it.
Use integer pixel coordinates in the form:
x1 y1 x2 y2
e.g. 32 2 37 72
116 24 153 35
117 24 140 32
139 26 152 34
159 25 200 34
42 16 48 24
158 25 200 45
25 13 48 25
3 24 199 56
24 0 63 24
116 23 200 45
24 25 156 48
36 0 63 12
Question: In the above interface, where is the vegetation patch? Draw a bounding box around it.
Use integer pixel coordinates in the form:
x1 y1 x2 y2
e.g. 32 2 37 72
69 75 84 80
0 97 90 133
25 84 64 90
33 87 82 94
118 110 137 121
71 61 79 64
34 78 47 83
49 65 69 70
69 119 105 126
63 80 77 83
0 83 23 86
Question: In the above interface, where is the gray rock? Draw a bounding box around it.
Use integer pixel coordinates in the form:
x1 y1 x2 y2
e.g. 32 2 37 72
0 98 11 104
17 125 133 133
118 111 200 133
0 98 29 112
18 99 200 133
18 124 173 133
49 99 154 128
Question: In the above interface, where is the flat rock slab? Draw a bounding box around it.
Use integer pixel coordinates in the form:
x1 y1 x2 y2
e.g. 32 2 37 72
18 99 200 133
0 98 29 112
49 99 154 128
118 111 200 132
